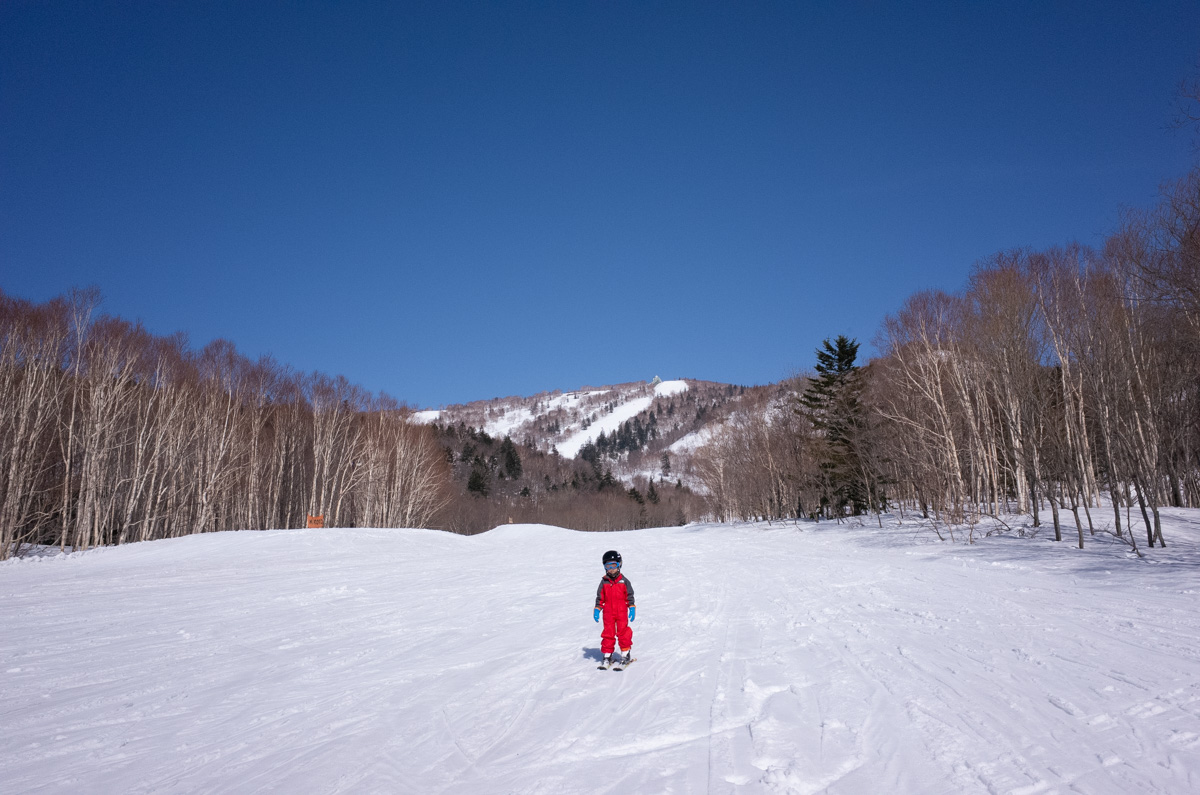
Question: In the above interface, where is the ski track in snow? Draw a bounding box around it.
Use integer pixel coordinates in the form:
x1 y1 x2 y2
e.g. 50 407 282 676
3 513 1200 793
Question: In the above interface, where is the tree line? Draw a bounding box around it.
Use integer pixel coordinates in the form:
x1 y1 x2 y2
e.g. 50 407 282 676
0 288 448 560
696 166 1200 550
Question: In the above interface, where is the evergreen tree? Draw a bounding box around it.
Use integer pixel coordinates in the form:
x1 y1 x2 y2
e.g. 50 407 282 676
498 435 522 479
579 441 599 466
467 465 490 497
799 335 870 516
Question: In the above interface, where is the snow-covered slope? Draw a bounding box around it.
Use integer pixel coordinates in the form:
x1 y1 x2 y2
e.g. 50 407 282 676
669 424 718 454
555 380 689 459
556 394 655 458
555 380 690 458
415 378 693 460
4 512 1200 792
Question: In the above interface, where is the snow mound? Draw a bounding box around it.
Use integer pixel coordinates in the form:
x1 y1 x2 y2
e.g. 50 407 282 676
477 522 577 541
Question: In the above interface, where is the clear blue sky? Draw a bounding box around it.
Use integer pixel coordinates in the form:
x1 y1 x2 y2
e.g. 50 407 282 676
3 2 1197 408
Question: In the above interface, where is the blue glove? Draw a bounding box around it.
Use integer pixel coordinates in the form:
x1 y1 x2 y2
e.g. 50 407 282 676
628 605 636 622
594 608 601 623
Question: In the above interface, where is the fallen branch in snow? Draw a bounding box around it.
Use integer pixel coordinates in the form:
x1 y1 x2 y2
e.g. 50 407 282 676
1096 524 1145 559
985 515 1018 537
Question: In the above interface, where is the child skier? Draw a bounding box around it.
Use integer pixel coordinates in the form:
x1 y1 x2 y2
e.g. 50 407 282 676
594 550 635 668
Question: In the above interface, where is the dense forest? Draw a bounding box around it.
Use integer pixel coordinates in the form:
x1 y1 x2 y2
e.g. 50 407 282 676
0 296 448 560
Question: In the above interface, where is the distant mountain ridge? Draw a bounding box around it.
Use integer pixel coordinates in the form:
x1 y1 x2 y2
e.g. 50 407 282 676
413 376 776 487
414 379 687 456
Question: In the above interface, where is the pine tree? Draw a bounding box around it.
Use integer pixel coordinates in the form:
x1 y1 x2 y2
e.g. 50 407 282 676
799 335 870 516
498 436 522 479
467 465 491 497
579 441 600 466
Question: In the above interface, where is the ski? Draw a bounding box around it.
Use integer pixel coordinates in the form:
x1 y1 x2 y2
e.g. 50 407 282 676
597 659 612 670
612 657 636 671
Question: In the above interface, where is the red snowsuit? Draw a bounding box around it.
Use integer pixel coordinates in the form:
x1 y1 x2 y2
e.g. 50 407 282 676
595 572 635 655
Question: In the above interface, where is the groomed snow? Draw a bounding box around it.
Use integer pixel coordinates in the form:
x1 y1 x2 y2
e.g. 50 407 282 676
4 513 1200 792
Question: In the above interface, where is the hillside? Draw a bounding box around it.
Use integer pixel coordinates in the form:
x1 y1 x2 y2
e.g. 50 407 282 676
414 376 775 488
3 512 1199 792
414 378 703 457
410 377 791 534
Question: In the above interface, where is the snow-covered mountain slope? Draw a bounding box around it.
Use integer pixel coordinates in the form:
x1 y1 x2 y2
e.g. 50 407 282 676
556 394 655 458
4 512 1200 792
669 424 718 454
414 378 697 459
557 379 686 458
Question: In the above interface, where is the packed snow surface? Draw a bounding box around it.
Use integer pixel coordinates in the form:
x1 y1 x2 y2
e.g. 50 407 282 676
4 512 1200 793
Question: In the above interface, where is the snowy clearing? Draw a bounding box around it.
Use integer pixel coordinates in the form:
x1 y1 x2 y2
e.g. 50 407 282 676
3 512 1200 793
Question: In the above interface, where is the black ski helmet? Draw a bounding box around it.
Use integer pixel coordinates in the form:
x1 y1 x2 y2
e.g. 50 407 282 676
602 550 622 566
